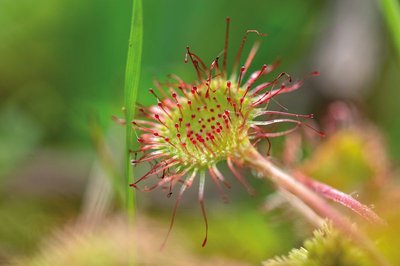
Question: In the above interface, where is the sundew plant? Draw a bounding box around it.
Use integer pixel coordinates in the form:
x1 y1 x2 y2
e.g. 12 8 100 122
3 0 400 265
126 17 387 264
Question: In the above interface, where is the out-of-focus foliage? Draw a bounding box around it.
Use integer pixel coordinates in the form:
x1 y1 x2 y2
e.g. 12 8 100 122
1 0 400 265
13 216 250 266
13 218 134 266
367 181 400 265
301 131 374 189
176 206 297 264
0 0 131 144
0 199 75 259
0 106 41 177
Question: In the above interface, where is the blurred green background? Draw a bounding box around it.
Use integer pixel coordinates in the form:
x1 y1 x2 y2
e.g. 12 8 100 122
1 0 400 265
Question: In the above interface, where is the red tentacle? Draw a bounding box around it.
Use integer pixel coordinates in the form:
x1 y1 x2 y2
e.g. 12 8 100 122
160 171 197 250
198 171 208 247
227 157 255 195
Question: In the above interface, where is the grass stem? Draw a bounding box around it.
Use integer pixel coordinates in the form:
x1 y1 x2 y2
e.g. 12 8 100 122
124 0 143 219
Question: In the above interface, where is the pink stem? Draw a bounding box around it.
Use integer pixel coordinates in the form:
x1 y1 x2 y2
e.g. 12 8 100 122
293 171 385 225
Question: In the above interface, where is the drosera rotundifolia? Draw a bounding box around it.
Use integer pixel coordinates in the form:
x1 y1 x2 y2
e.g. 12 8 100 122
120 18 386 265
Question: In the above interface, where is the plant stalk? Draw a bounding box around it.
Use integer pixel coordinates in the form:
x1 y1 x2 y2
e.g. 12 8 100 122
124 0 143 220
243 145 388 266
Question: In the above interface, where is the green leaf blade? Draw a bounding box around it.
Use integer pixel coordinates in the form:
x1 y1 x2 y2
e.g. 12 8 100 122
124 0 143 218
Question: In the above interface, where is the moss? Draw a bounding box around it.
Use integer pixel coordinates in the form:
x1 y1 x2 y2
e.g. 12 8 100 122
264 222 373 266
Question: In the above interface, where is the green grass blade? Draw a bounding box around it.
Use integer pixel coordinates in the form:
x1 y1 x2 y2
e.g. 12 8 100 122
381 0 400 58
124 0 143 218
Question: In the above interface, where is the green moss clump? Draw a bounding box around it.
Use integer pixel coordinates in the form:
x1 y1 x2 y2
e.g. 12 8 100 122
263 222 373 266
